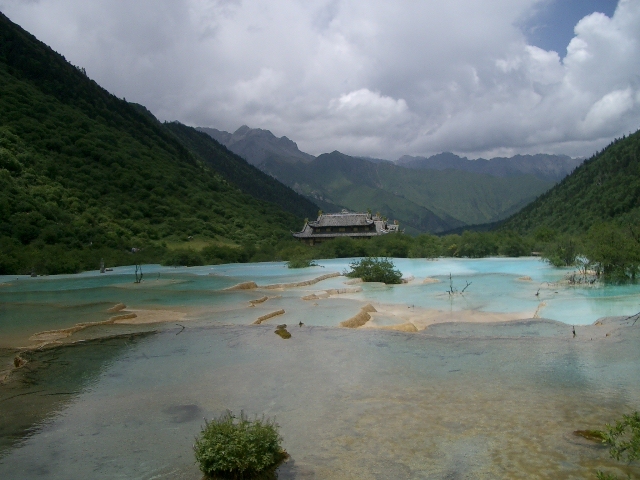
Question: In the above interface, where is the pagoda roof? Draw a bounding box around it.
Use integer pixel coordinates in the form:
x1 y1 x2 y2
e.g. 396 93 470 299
308 212 374 228
293 210 397 239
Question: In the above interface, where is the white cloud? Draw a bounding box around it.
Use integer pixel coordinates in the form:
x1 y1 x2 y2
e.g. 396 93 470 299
0 0 638 159
581 89 636 135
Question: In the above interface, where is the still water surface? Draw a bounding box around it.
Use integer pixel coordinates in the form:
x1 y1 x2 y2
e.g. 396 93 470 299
0 258 639 479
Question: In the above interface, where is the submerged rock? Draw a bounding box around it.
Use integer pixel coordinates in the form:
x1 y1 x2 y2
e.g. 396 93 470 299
224 281 258 291
275 326 291 339
340 304 377 328
253 309 286 325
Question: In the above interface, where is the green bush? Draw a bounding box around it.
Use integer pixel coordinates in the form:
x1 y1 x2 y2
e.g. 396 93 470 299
596 411 640 479
286 257 318 268
345 257 402 284
194 411 287 479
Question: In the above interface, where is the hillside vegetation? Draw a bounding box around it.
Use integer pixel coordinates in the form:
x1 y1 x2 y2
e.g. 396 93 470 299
501 130 640 280
503 131 640 234
0 12 315 274
262 151 553 234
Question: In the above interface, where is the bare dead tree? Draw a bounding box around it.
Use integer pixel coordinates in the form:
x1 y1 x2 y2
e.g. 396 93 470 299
134 264 143 284
447 273 471 296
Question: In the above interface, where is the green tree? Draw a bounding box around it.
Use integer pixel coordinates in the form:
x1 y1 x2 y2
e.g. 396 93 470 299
409 234 442 259
586 223 640 280
345 257 402 284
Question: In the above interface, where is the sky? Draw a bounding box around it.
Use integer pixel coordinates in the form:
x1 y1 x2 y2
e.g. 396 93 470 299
1 0 637 160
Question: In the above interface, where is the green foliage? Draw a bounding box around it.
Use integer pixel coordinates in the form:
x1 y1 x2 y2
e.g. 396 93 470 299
501 130 640 281
409 234 442 258
595 472 621 480
602 412 640 463
541 235 581 267
345 257 402 284
201 244 251 265
286 257 318 268
262 150 554 234
162 248 204 267
193 410 286 479
585 223 640 280
596 411 640 480
0 13 313 274
164 122 317 220
503 130 640 236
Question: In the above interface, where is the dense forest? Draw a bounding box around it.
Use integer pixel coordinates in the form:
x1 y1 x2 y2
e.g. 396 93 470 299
0 12 316 274
502 131 640 235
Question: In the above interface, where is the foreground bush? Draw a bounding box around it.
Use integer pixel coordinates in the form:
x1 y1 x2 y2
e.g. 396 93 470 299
595 411 640 480
194 411 287 479
345 257 402 284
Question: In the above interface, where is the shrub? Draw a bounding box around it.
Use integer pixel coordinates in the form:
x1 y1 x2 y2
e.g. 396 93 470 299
194 411 287 479
595 411 640 479
286 257 318 268
345 257 402 284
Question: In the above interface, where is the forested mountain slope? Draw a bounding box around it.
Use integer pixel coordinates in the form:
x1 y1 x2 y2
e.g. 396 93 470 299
164 122 317 220
502 130 640 234
0 12 315 274
262 151 554 234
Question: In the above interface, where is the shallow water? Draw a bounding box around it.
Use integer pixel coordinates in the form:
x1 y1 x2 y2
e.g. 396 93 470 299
1 258 639 479
2 258 638 347
1 322 639 479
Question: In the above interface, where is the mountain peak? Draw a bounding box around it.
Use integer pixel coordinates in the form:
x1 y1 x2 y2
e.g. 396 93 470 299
234 125 251 135
199 125 315 166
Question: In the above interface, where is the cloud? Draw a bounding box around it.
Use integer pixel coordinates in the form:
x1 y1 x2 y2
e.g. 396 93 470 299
0 0 638 159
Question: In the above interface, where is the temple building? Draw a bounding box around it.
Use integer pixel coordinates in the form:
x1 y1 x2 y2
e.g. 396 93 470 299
293 210 399 245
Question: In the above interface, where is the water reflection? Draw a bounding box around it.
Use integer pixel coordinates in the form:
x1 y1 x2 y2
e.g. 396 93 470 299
0 332 154 457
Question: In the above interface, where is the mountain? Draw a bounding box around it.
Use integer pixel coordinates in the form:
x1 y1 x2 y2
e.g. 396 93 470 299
397 152 583 181
501 130 640 234
261 151 554 234
164 122 317 220
198 125 314 166
0 12 316 274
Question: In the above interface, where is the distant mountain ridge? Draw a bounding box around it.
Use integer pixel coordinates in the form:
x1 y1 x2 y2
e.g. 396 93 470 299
201 126 582 182
201 126 577 233
397 152 583 181
197 125 314 167
262 151 554 234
